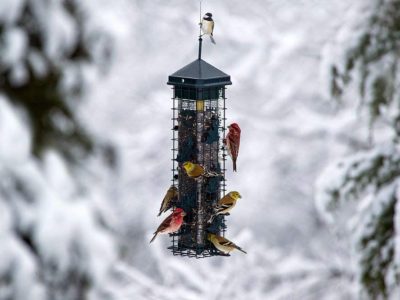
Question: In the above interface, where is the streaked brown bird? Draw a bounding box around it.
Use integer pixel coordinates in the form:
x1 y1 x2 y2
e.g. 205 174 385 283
208 233 247 254
157 185 178 216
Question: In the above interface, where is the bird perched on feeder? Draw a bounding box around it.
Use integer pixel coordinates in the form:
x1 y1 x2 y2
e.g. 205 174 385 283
182 161 205 179
208 191 242 223
182 161 220 179
224 123 241 172
216 191 242 215
201 12 216 44
157 185 178 216
150 208 186 243
208 233 247 254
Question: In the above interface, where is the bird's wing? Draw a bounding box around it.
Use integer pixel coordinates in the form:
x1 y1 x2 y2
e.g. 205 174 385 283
155 214 173 233
219 195 235 205
217 202 234 209
200 165 205 174
215 235 230 245
192 165 205 177
227 133 240 158
215 204 233 215
158 192 169 215
216 236 247 253
158 187 177 215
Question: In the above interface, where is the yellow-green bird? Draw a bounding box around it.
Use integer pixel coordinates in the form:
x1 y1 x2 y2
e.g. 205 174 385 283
208 233 247 254
158 185 178 216
182 161 205 179
215 191 242 215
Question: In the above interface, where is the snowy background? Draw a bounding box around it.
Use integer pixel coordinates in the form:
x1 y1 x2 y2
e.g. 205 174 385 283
1 0 392 299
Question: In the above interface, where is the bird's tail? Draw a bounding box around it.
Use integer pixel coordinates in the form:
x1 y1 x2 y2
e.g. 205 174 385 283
233 159 237 172
237 246 247 254
210 35 216 44
149 233 158 243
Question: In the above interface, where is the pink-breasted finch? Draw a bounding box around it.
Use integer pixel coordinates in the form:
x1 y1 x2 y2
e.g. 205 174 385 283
224 123 241 172
158 185 178 216
150 208 186 243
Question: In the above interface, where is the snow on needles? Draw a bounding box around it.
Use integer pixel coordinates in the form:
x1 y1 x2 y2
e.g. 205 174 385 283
0 97 117 299
316 143 400 223
0 0 123 298
0 0 117 88
0 96 31 162
316 141 400 297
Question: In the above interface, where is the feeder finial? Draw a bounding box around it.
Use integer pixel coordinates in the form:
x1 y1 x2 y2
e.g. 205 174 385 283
198 0 203 60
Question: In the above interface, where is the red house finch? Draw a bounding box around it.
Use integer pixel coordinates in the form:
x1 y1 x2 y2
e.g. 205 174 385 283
225 123 241 172
150 208 186 243
157 185 178 216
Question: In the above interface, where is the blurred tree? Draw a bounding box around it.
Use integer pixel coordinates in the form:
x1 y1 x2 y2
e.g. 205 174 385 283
0 0 112 161
0 1 118 300
331 0 400 130
318 0 400 298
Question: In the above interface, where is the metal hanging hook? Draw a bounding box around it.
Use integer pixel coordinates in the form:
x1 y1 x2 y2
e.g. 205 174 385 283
198 0 203 59
199 0 203 36
199 0 202 23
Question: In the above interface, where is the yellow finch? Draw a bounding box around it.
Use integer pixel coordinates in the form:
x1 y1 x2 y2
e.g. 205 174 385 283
182 161 221 179
158 185 178 216
208 233 247 254
208 191 242 223
182 162 205 179
215 191 241 215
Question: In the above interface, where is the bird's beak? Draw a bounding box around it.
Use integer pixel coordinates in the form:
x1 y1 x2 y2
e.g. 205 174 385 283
182 211 187 216
239 195 242 199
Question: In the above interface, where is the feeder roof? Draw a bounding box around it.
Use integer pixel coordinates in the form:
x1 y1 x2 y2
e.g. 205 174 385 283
167 59 232 88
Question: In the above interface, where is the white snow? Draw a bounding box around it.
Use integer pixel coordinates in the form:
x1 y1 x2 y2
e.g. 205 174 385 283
0 0 24 24
0 96 31 162
1 27 27 67
82 0 360 298
2 0 392 298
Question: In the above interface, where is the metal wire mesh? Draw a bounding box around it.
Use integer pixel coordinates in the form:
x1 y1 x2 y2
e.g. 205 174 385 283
170 86 228 258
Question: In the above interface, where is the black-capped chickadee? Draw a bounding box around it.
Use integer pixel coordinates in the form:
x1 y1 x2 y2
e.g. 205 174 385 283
201 12 216 44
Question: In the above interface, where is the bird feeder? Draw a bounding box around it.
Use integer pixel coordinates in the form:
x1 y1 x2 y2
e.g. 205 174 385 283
166 35 232 258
